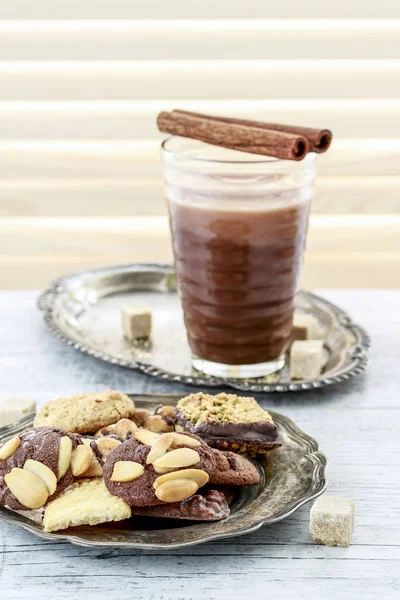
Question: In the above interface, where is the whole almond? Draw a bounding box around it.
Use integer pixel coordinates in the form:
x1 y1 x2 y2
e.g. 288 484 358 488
96 437 121 459
153 468 209 490
24 459 57 495
57 436 73 480
0 435 21 460
171 433 201 449
71 444 93 476
146 433 174 465
152 448 200 473
4 468 49 509
111 460 144 482
155 479 198 503
135 429 160 446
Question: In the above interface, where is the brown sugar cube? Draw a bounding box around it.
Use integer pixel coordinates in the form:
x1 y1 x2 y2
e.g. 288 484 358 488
310 495 355 547
292 312 320 342
121 302 152 340
290 340 324 380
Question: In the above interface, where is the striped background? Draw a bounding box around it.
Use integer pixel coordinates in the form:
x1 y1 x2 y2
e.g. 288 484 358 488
1 1 399 288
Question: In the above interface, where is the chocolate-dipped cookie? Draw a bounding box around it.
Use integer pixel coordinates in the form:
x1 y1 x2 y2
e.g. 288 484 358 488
103 431 216 507
0 427 83 510
210 449 260 486
175 393 281 457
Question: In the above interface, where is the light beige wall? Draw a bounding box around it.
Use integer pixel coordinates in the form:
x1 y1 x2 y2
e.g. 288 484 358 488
0 6 399 289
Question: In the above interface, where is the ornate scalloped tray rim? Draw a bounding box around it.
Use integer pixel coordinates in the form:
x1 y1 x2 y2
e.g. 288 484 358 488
0 396 327 550
37 263 370 393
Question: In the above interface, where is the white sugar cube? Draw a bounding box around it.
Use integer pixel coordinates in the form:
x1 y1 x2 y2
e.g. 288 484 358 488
310 495 355 547
290 340 324 380
292 312 320 341
121 302 152 340
0 397 36 428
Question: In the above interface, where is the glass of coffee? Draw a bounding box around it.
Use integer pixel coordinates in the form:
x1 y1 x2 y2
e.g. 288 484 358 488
162 137 316 379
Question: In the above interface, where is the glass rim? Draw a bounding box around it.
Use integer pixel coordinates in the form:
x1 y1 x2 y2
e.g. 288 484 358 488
161 136 316 165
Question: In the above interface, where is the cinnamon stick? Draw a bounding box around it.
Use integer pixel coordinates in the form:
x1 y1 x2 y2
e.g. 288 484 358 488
157 111 309 161
174 109 332 154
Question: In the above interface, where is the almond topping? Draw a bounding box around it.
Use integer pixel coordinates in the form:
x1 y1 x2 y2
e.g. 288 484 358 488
153 468 209 490
155 479 198 503
146 433 174 465
150 465 177 475
71 444 94 476
0 435 21 460
134 429 160 446
57 436 73 480
111 460 144 482
171 433 201 449
23 459 57 495
4 468 49 509
152 448 200 473
95 437 121 459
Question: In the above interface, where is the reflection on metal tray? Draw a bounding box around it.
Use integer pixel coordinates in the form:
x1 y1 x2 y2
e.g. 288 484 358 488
0 395 327 550
38 263 370 393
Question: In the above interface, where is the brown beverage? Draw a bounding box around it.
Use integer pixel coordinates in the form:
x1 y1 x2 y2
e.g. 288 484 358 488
163 138 315 378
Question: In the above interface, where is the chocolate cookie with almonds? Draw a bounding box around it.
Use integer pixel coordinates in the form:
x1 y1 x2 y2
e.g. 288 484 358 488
103 430 216 507
0 427 93 510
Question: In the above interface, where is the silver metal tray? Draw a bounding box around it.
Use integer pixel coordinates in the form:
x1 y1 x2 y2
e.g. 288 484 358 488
0 394 327 549
38 263 370 393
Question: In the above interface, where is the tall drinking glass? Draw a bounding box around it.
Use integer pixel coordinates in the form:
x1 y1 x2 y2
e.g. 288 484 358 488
162 137 316 379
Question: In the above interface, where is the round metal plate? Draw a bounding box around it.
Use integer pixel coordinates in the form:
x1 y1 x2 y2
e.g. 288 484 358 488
38 263 370 393
0 395 327 549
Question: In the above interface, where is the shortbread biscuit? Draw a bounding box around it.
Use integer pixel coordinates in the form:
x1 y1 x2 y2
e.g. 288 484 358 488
43 477 131 532
34 390 135 434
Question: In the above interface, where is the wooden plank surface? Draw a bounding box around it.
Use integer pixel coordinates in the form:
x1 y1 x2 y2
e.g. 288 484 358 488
1 0 400 19
1 215 399 255
0 288 399 599
0 139 399 178
1 60 399 101
1 20 400 60
0 215 399 289
1 177 399 216
2 100 400 140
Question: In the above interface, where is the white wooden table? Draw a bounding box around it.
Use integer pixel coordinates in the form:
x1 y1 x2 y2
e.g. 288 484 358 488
0 289 399 600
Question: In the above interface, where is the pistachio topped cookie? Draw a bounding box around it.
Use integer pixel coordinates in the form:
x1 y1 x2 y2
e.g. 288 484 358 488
175 393 281 457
